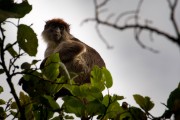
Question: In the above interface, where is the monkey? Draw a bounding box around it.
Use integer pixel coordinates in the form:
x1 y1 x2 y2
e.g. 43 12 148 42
41 18 106 98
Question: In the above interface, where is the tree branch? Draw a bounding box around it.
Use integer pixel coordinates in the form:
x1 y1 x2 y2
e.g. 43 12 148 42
0 24 26 120
167 0 180 40
83 0 180 50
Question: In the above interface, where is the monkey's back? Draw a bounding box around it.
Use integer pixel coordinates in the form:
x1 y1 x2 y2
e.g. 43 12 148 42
63 41 106 84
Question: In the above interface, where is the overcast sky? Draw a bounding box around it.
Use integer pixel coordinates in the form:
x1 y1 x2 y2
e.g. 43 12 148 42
1 0 180 118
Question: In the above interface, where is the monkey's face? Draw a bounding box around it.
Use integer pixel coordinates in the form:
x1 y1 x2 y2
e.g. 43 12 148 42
42 23 65 43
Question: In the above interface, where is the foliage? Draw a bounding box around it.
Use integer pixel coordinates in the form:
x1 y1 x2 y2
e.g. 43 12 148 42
0 0 179 120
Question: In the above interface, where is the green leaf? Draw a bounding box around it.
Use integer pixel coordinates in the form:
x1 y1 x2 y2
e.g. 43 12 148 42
10 110 18 118
129 107 147 120
0 69 5 75
102 95 110 107
133 94 154 112
0 86 3 93
0 99 5 105
42 53 60 81
21 62 31 69
11 102 17 109
43 95 60 110
31 59 40 65
0 0 32 22
5 43 18 57
90 66 105 91
48 77 65 95
105 101 122 119
64 115 74 119
91 66 102 83
17 24 38 56
63 96 85 117
102 67 113 88
86 100 105 115
0 107 6 119
19 92 31 105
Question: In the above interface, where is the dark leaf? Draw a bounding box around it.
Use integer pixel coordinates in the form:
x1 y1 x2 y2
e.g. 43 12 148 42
0 86 3 93
43 95 60 111
0 69 5 75
21 62 31 69
17 24 38 56
11 102 17 109
133 94 154 112
31 59 40 65
63 96 85 117
86 100 105 115
0 107 6 119
51 116 62 120
0 99 5 105
0 0 32 22
129 107 147 120
167 83 180 111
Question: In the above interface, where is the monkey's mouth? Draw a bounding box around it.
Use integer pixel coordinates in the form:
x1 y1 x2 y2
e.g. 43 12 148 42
53 33 61 41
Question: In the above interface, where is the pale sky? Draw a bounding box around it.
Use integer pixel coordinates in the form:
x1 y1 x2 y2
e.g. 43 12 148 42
1 0 180 119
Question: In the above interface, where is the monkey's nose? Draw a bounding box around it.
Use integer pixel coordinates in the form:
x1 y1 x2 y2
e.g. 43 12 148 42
55 27 61 33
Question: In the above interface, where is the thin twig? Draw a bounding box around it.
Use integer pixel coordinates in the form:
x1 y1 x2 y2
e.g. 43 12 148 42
95 24 113 49
0 24 26 120
83 0 180 51
167 0 180 41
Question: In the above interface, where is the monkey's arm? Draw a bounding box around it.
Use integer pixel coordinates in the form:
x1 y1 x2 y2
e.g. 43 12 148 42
55 41 85 62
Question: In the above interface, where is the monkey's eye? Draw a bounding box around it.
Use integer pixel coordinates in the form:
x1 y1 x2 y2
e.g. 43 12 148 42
58 25 64 30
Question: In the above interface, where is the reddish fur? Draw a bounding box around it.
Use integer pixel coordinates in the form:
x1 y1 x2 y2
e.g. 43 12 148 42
45 18 70 33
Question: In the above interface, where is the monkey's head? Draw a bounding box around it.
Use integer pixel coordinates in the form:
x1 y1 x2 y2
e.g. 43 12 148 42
42 18 70 43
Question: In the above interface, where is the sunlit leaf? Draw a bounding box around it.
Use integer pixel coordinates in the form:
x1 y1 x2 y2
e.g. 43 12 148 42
102 95 110 107
102 67 113 88
105 101 121 119
91 66 102 83
90 66 105 91
5 43 18 57
42 53 60 81
0 0 32 22
17 24 38 56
